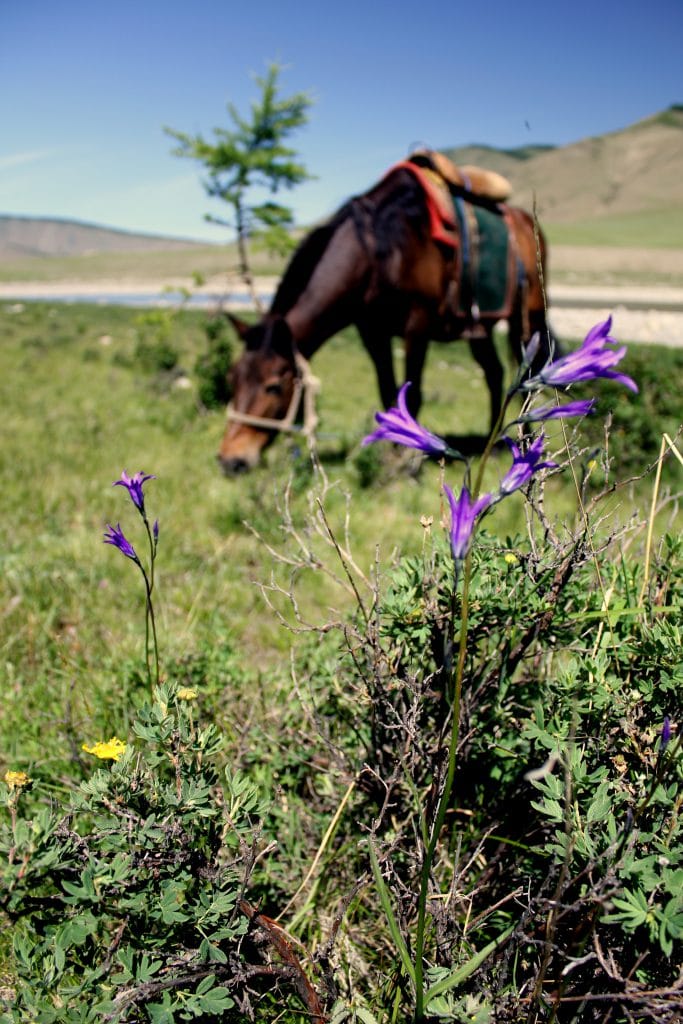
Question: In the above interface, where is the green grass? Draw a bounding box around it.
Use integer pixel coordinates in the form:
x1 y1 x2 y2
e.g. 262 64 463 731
3 215 683 290
0 243 286 283
1 301 682 1019
0 300 679 773
546 206 683 248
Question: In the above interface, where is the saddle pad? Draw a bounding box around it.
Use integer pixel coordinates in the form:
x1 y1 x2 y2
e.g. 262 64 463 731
454 200 517 318
387 158 518 318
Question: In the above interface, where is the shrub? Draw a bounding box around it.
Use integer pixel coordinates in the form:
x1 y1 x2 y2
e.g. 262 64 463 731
194 316 233 410
2 685 261 1021
134 310 180 374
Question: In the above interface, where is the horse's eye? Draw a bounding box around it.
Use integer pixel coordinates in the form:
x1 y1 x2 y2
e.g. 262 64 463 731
264 380 283 396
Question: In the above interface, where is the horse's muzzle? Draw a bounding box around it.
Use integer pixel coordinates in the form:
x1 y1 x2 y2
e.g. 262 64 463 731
216 452 254 476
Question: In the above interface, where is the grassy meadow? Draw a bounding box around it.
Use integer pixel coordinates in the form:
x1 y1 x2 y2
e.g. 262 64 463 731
0 244 282 285
2 218 683 291
1 298 681 763
1 298 682 1020
545 205 683 250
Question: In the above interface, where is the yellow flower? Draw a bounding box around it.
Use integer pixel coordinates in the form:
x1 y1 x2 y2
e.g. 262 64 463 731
4 770 31 790
82 737 127 762
176 687 198 701
504 553 518 565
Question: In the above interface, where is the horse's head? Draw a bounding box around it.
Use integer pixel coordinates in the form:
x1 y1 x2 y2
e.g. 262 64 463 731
217 314 299 474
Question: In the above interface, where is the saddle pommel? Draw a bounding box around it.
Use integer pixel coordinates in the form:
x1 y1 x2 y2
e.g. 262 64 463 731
409 149 512 202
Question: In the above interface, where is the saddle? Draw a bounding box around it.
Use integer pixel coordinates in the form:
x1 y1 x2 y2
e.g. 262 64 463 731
399 150 519 328
409 148 512 202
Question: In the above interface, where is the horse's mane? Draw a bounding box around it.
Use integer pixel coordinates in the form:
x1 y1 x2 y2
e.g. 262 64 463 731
371 169 429 264
270 203 356 315
270 169 430 315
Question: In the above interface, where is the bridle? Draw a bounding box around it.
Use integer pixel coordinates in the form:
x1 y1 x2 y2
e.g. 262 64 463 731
225 351 320 440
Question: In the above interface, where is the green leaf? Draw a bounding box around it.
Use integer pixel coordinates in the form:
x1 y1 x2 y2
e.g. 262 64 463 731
368 841 415 986
424 922 515 1003
604 888 650 929
659 895 683 956
195 973 216 996
205 943 228 964
530 798 564 823
197 986 234 1013
355 1009 381 1024
137 953 163 983
147 991 175 1024
586 782 612 823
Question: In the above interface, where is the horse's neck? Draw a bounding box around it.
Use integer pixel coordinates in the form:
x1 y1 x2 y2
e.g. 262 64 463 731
284 217 369 357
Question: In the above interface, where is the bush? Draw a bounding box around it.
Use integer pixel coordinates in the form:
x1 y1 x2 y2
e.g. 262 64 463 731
134 310 180 374
2 686 253 1021
259 522 682 1022
194 316 233 410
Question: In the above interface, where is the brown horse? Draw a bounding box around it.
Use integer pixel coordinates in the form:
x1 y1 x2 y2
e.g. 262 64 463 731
218 155 554 473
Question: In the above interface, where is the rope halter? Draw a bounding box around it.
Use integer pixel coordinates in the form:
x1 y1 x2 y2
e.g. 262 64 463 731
225 351 320 441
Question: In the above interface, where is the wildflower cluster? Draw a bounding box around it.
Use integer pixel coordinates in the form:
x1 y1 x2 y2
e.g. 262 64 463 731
104 470 160 686
363 317 642 1018
363 317 638 565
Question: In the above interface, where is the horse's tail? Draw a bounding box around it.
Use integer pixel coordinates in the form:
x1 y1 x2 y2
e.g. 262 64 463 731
505 206 560 369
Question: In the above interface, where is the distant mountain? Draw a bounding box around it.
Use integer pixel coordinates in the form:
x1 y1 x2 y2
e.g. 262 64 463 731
441 143 556 181
3 107 682 261
0 216 207 261
444 105 683 224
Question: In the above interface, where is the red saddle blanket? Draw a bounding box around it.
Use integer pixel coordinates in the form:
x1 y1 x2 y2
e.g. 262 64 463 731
391 159 459 247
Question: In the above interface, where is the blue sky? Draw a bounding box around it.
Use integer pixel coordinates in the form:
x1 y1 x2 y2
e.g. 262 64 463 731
2 0 681 242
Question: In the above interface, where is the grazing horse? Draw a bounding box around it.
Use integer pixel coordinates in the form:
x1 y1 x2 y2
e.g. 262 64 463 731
219 152 553 473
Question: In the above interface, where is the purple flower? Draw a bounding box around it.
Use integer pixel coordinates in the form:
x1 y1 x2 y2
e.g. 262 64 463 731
519 398 597 423
528 317 638 393
103 523 139 562
153 519 159 543
443 484 491 561
522 332 542 367
661 716 672 751
500 435 558 495
362 383 447 456
113 471 155 512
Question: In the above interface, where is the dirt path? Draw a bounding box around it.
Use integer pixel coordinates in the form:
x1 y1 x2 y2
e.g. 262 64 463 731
2 277 683 346
548 284 683 347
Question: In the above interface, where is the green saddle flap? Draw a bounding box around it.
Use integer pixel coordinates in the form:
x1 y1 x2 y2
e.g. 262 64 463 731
454 199 515 317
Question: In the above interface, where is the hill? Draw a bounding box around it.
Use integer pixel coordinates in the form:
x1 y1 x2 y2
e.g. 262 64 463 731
441 143 556 181
0 215 207 261
443 105 683 243
1 107 681 266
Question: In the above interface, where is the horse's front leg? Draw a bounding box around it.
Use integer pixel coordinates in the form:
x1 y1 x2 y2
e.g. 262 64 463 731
403 335 429 417
357 325 398 410
468 332 503 434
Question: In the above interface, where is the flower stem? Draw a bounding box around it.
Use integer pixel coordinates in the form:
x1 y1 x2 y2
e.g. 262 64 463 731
413 546 472 1020
143 514 156 592
414 390 509 1018
138 563 160 689
142 516 159 687
472 391 514 499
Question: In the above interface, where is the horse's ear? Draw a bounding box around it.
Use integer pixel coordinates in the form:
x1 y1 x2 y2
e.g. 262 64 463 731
266 319 295 361
224 312 251 341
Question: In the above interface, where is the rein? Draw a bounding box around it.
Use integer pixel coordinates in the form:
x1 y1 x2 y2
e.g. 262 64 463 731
225 351 320 440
